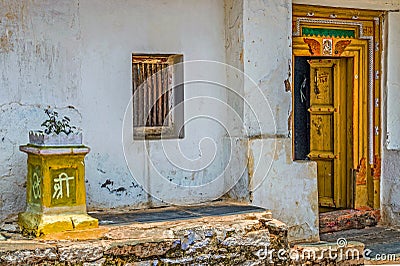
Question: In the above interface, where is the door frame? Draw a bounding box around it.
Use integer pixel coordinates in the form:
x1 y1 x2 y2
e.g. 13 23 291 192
292 5 383 209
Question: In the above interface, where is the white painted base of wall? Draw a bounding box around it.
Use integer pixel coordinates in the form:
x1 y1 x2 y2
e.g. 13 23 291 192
249 138 319 243
381 12 400 228
381 149 400 227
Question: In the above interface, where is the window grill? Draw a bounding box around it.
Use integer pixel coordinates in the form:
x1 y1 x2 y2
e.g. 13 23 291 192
132 54 184 139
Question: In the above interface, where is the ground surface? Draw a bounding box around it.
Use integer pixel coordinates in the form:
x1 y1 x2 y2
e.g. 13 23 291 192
321 226 400 264
1 204 399 265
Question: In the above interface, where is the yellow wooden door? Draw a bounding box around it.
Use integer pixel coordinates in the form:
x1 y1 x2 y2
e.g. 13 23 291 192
308 59 351 209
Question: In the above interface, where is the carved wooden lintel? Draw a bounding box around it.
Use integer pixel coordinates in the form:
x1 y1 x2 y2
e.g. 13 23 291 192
303 38 321 55
335 40 352 56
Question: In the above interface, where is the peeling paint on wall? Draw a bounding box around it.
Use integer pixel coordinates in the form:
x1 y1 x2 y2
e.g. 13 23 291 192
250 138 319 243
284 60 292 92
373 155 381 180
356 157 367 185
247 147 254 182
284 78 291 92
0 1 24 54
0 31 13 53
0 102 82 221
0 0 86 220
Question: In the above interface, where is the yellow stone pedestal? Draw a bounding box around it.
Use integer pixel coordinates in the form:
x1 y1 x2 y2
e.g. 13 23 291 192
18 145 98 237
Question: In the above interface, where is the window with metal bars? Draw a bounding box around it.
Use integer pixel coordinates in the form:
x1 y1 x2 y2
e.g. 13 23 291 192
132 54 184 139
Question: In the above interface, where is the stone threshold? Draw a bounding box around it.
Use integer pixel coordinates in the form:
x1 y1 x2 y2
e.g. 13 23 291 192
89 203 268 226
320 208 381 234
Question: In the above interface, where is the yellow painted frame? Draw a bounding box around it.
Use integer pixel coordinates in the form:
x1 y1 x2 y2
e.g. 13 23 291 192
292 5 384 210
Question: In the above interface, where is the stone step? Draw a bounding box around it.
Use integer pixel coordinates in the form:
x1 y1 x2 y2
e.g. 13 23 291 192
0 207 290 265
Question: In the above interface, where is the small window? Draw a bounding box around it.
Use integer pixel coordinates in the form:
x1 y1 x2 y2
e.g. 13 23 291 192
132 54 184 139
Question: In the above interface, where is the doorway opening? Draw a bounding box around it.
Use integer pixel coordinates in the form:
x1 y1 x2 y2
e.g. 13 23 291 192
294 57 354 211
292 5 384 218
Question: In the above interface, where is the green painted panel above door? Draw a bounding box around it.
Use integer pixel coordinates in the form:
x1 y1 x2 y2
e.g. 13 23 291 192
302 27 356 38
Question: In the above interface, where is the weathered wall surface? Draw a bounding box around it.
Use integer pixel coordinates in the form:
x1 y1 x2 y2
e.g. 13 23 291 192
225 0 244 118
223 0 250 202
233 0 319 242
0 0 82 221
79 0 229 208
385 11 400 150
242 0 292 137
2 0 397 243
381 11 400 227
250 139 319 243
0 0 231 219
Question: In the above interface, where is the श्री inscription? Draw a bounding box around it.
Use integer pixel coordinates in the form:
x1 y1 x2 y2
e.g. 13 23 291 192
52 173 74 199
32 172 41 200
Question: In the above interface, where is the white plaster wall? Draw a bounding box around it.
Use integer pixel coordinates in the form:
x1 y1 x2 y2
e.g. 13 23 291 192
224 0 250 201
232 0 319 242
386 12 400 151
0 0 231 219
381 12 400 226
74 0 229 208
0 0 83 221
243 0 292 136
250 139 319 243
381 150 400 226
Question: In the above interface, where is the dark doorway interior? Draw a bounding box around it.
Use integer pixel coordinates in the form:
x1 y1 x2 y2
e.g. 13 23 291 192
293 56 311 160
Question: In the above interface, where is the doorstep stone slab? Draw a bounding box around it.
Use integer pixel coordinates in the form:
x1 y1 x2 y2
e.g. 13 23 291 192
320 209 381 233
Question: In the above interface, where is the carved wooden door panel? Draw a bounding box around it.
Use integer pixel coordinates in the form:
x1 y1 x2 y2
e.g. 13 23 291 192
308 59 349 208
